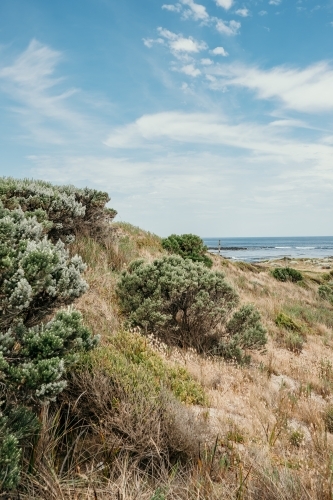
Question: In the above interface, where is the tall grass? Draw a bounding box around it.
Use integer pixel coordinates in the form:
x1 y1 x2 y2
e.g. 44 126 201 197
16 230 333 499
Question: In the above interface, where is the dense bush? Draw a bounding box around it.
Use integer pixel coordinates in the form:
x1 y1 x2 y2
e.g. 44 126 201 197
162 233 213 267
218 304 267 362
0 201 88 330
271 267 303 283
318 283 333 304
0 177 117 242
0 200 97 491
116 256 266 358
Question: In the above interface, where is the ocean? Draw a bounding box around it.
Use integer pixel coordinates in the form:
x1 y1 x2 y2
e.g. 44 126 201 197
203 236 333 263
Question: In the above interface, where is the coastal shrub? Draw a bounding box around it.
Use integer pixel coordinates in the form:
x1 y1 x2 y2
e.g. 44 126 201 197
271 267 303 283
275 313 302 332
0 201 88 331
116 256 266 359
162 233 213 268
0 176 117 243
218 304 267 363
275 313 305 352
318 283 333 304
83 330 206 405
0 201 97 491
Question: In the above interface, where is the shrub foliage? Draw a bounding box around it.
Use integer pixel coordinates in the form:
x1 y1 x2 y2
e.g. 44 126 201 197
0 186 99 490
0 177 117 242
162 233 213 267
117 255 266 358
271 267 303 283
318 283 333 304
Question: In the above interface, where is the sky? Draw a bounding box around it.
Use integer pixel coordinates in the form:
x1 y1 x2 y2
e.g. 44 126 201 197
0 0 333 237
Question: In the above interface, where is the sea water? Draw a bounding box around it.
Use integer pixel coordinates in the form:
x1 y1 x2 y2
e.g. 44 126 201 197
203 236 333 263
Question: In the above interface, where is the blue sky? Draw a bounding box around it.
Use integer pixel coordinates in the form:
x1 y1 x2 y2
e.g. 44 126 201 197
0 0 333 236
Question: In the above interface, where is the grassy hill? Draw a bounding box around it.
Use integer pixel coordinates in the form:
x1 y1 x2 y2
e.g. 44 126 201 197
1 179 333 499
47 223 333 499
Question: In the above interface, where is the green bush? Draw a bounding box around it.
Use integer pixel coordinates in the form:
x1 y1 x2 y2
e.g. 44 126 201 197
84 330 206 405
275 313 302 332
271 267 303 283
0 177 116 243
318 283 333 304
0 201 88 331
0 199 97 491
116 256 266 359
218 304 267 363
162 233 213 268
275 313 305 352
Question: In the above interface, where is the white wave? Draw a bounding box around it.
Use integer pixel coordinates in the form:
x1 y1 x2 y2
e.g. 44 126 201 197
295 247 315 249
275 246 291 249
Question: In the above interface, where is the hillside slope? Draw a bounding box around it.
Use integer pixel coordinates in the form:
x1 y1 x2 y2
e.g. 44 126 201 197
60 224 333 499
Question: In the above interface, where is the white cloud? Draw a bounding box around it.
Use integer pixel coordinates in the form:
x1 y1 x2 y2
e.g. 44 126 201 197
103 111 319 159
259 10 267 15
180 0 209 21
235 8 250 17
143 38 165 48
180 64 201 77
162 4 182 11
211 61 333 113
215 0 233 10
157 28 207 53
201 58 213 65
27 108 333 235
211 46 229 56
0 39 86 143
268 119 307 128
215 19 241 35
269 0 281 4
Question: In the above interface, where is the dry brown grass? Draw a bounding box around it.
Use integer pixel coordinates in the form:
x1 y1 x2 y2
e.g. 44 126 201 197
20 231 333 499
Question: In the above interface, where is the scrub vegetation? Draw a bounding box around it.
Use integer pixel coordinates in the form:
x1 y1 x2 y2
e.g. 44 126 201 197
1 177 333 499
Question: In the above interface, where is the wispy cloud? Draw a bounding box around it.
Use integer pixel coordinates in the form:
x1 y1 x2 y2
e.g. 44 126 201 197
0 39 86 143
215 19 241 35
269 0 281 5
180 64 201 76
159 0 241 37
180 0 209 21
235 8 250 17
103 111 332 165
157 28 207 53
201 58 213 65
143 37 165 48
211 46 229 56
215 0 233 10
162 3 182 12
210 61 333 113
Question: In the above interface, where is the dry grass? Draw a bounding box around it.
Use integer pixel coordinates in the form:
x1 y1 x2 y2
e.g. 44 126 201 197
18 230 333 499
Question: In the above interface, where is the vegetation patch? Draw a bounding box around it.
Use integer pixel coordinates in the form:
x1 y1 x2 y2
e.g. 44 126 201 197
82 330 206 405
318 282 333 304
0 188 99 490
275 313 306 352
271 267 303 283
162 233 213 268
275 313 303 332
117 255 266 361
0 176 116 242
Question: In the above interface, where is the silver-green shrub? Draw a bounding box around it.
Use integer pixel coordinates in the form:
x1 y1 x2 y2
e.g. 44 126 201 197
0 202 88 330
318 283 333 304
0 177 117 242
0 200 97 491
116 256 266 357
